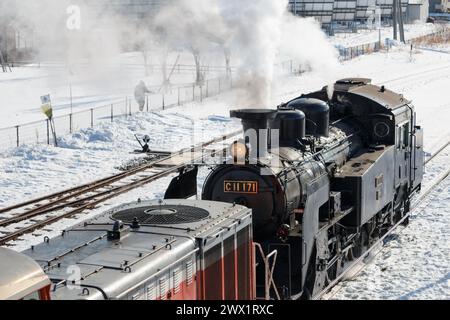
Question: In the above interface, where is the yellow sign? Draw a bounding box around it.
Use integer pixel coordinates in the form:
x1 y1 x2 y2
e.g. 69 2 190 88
40 94 53 119
224 181 258 194
41 104 53 119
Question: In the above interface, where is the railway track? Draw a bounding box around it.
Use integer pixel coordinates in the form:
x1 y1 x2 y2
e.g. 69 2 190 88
277 62 450 106
0 130 241 246
376 64 450 87
316 139 450 300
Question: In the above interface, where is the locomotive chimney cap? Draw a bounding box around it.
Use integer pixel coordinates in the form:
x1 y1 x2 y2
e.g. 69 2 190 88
230 109 277 159
230 109 277 120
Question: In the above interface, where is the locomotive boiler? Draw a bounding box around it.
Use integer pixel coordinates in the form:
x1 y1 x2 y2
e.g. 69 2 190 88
202 78 423 299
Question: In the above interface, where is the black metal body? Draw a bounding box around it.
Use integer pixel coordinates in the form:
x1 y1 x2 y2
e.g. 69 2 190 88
287 98 330 137
272 109 306 147
202 78 423 299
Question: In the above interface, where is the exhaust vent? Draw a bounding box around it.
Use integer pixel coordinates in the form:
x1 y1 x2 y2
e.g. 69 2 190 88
111 205 210 225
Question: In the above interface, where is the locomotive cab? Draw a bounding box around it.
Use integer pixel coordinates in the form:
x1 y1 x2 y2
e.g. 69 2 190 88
0 248 51 300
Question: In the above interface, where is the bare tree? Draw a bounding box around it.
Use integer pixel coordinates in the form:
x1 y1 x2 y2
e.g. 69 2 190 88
152 25 171 91
0 1 13 69
191 47 204 86
159 47 170 90
152 0 231 89
136 40 151 76
223 46 231 78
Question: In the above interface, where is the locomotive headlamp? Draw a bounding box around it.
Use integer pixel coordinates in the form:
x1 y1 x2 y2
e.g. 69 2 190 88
230 140 248 160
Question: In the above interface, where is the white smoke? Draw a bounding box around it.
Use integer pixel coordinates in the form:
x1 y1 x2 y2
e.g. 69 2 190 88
1 0 340 106
218 0 286 107
1 1 143 94
1 1 123 61
279 14 340 100
153 0 339 107
154 0 229 50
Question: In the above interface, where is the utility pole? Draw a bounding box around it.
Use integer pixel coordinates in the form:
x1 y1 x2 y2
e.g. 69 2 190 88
0 49 6 72
392 0 405 43
393 0 398 40
376 7 381 49
69 82 73 115
67 62 74 117
398 0 405 43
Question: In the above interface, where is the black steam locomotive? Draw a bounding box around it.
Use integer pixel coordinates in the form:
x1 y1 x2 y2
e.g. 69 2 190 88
199 78 423 299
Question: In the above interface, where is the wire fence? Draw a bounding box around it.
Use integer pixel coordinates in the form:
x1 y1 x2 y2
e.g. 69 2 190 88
6 61 235 76
0 76 232 150
277 26 450 73
338 27 450 61
1 26 448 151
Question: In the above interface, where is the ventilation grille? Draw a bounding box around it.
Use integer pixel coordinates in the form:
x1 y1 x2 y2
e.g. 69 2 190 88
111 205 210 225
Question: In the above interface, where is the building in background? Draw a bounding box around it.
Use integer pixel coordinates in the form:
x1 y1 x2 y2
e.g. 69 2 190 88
0 17 35 63
289 0 335 25
83 0 169 21
288 0 430 31
429 0 449 13
407 0 429 22
1 0 169 63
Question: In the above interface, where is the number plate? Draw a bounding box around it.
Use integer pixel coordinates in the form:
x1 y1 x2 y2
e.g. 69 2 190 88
223 180 258 194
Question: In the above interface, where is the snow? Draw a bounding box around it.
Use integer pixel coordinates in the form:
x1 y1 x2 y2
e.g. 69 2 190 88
0 23 441 129
0 23 449 299
332 175 450 300
0 109 241 208
329 22 441 48
0 51 228 128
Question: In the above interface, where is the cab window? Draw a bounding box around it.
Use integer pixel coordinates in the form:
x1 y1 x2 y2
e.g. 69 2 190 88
22 290 40 300
403 123 410 148
396 122 410 149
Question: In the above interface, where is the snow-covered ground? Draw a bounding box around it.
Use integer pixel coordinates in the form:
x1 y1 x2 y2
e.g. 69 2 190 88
331 170 450 300
329 22 441 47
0 26 449 299
0 23 442 130
0 51 228 127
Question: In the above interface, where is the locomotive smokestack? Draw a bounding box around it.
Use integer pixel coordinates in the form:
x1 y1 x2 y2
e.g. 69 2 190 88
230 109 277 158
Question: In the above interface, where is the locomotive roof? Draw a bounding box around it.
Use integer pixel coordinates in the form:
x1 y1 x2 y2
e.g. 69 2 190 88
0 247 51 300
21 199 252 300
333 78 411 110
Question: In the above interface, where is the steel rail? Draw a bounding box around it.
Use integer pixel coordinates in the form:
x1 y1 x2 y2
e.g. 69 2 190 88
0 143 233 245
375 64 450 86
425 139 450 165
0 130 241 245
0 130 241 225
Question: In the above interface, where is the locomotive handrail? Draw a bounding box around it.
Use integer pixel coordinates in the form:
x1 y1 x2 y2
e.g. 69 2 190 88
276 131 360 182
254 242 281 300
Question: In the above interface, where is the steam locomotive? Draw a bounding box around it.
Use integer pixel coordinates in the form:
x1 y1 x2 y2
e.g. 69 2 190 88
4 78 423 300
201 78 423 299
